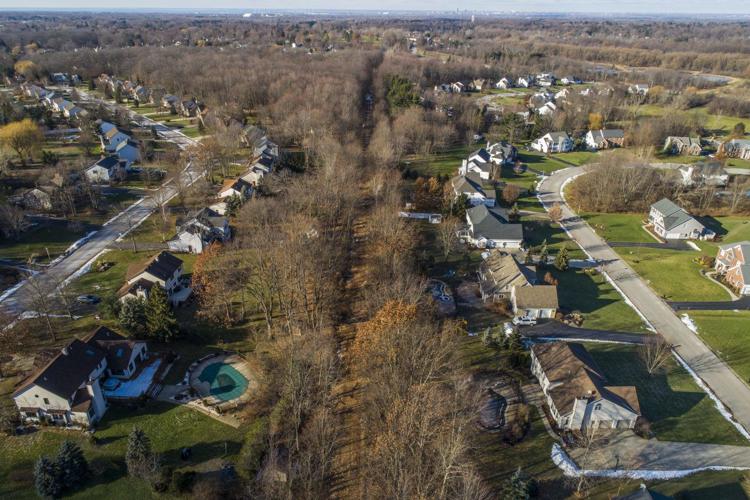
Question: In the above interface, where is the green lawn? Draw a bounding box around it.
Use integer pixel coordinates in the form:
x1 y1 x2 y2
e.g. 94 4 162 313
0 220 98 264
402 145 472 178
689 310 750 384
582 212 652 243
552 268 649 333
586 343 749 446
501 163 539 191
518 150 598 174
0 403 246 499
619 247 728 301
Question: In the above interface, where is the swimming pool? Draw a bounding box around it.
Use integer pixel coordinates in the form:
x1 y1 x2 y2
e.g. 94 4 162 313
197 362 249 401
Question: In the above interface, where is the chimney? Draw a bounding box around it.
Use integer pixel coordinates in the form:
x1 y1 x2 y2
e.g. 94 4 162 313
61 345 70 356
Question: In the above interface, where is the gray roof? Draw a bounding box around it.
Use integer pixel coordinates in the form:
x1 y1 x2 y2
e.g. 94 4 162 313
650 198 697 231
467 205 523 241
480 252 536 296
469 148 491 163
451 174 496 199
547 131 571 142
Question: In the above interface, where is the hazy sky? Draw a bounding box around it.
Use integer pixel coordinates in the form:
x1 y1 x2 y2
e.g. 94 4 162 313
0 0 749 14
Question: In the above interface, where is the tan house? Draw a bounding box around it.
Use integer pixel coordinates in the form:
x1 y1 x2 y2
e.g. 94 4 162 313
478 252 536 302
511 285 558 320
715 242 750 295
531 342 640 431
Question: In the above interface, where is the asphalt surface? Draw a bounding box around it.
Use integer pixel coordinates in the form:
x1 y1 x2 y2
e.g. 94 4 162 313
610 240 693 251
521 321 647 344
538 167 750 436
669 296 750 311
0 90 200 315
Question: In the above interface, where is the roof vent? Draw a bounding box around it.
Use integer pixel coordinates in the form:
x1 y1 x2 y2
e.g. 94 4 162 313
62 346 69 356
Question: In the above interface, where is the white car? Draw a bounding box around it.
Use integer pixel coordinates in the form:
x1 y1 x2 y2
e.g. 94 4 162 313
512 316 537 326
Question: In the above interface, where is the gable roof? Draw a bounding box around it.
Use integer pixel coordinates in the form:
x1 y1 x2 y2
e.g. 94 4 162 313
451 174 496 200
13 339 105 400
514 284 558 309
650 198 698 231
469 148 491 163
531 342 640 417
220 177 253 194
467 205 523 241
127 251 183 283
480 253 536 296
91 155 121 170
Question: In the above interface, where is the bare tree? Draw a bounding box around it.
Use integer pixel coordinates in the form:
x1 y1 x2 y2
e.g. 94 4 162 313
437 217 460 260
25 273 58 341
548 202 563 223
639 335 673 375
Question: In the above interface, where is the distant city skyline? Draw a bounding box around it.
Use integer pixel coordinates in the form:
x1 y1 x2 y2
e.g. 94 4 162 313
0 1 749 15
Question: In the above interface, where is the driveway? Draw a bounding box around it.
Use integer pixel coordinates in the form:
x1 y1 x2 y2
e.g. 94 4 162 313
0 90 201 315
538 167 750 435
568 431 750 471
610 240 694 251
670 296 750 311
521 321 647 344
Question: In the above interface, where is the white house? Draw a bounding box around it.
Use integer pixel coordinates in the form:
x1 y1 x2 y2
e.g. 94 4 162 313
451 82 466 94
537 102 557 116
114 140 141 166
102 127 130 153
648 198 714 240
679 163 728 187
531 342 640 431
487 141 517 166
459 159 493 180
464 204 523 249
585 129 625 150
84 156 127 184
451 174 497 206
13 327 148 427
531 132 574 153
510 285 557 320
718 139 750 160
495 78 512 89
628 84 650 96
218 178 254 199
119 251 190 305
168 207 231 254
517 76 533 88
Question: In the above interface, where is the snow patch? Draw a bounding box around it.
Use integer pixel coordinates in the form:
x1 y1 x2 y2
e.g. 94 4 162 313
551 443 750 479
687 241 700 251
672 350 750 440
680 314 699 334
534 337 640 345
48 231 98 267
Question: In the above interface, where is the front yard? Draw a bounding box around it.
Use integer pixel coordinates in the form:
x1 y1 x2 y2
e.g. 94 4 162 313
689 310 750 384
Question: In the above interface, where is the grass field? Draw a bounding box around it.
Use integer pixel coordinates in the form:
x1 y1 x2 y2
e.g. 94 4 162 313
586 343 749 446
689 310 750 384
0 403 247 499
0 219 98 264
518 150 598 174
402 145 473 178
582 212 652 243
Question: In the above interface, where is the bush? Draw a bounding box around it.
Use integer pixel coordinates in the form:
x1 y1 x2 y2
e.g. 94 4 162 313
171 470 197 493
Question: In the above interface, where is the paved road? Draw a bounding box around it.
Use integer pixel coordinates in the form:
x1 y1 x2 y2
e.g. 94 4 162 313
670 296 750 311
568 431 750 472
0 90 200 314
522 321 647 344
538 167 750 435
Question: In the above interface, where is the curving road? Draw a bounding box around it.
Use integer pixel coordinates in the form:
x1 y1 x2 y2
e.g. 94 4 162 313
538 167 750 436
0 90 201 315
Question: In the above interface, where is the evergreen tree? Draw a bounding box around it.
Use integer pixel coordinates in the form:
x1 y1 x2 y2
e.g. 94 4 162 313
501 467 536 499
119 297 147 335
554 246 570 271
145 285 179 342
126 427 153 477
56 440 89 490
225 194 243 217
539 239 549 264
34 456 61 499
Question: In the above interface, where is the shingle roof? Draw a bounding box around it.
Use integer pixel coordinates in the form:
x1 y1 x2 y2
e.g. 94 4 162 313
467 205 523 241
532 342 640 417
85 326 140 373
651 198 698 231
469 148 491 163
451 174 496 200
127 251 183 283
514 285 558 309
480 253 536 296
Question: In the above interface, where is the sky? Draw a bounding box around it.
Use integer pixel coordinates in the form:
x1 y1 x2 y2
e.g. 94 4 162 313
0 0 749 14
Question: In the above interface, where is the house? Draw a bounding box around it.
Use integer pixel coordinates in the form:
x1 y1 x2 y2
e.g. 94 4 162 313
451 174 497 207
536 73 555 87
554 88 570 101
161 94 180 112
459 159 493 180
495 78 512 89
531 132 574 153
648 198 714 240
102 127 130 153
517 76 533 88
579 88 594 97
628 84 650 96
84 156 127 184
169 207 231 254
133 85 151 103
487 141 517 166
467 148 491 165
664 136 702 156
471 78 487 92
180 98 200 117
114 140 142 166
98 120 117 135
585 129 625 150
511 285 557 319
718 139 750 160
65 106 88 120
560 76 581 85
478 252 536 302
119 251 189 305
464 204 523 249
530 342 640 431
12 327 148 427
451 82 466 94
537 102 557 116
11 187 53 211
218 178 253 199
715 242 750 295
678 162 728 187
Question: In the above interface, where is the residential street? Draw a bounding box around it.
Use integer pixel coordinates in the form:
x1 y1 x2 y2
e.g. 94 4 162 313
0 93 201 315
537 167 750 436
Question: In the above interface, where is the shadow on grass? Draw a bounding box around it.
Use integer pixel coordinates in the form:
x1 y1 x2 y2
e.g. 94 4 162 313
699 215 729 238
677 480 750 500
553 269 618 315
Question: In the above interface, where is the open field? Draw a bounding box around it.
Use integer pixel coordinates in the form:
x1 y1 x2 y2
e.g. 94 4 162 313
689 310 750 384
518 150 599 174
402 145 473 178
582 212 652 243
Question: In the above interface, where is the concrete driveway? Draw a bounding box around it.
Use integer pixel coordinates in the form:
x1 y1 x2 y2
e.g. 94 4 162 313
538 167 750 436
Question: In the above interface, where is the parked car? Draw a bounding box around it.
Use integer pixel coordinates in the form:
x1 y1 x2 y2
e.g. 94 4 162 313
512 316 536 326
76 294 100 304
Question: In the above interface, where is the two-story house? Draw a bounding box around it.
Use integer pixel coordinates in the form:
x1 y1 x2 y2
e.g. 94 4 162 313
648 198 714 240
168 207 231 254
531 132 574 154
531 342 640 431
715 242 750 295
450 173 497 207
464 204 523 249
119 251 187 305
12 327 148 427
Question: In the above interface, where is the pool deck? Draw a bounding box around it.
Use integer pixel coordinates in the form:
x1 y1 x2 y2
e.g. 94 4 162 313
189 354 254 408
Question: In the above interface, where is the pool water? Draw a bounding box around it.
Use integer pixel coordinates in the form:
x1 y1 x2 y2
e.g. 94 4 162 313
197 362 249 401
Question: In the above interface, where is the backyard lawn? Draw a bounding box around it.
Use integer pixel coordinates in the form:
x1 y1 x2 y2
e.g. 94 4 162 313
586 343 749 446
689 310 750 384
518 150 598 174
582 212 652 243
0 219 98 264
0 403 247 499
402 145 473 178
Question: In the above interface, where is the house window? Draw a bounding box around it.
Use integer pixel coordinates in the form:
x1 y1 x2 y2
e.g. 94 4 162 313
43 398 50 405
594 403 601 410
